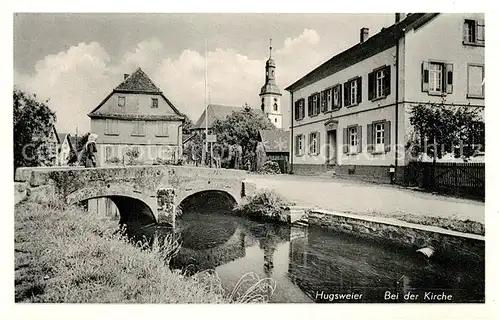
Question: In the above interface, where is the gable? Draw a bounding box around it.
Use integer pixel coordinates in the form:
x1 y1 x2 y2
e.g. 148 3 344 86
88 68 184 120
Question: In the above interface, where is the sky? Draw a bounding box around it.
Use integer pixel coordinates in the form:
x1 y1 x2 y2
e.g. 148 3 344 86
13 13 396 134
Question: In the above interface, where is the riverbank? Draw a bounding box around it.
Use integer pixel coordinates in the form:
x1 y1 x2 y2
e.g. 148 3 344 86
245 174 485 231
14 195 229 303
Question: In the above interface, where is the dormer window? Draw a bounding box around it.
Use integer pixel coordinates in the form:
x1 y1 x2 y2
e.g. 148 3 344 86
118 96 126 107
151 98 158 108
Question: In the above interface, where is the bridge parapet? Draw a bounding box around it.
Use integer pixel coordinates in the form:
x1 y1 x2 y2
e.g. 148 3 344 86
15 165 255 226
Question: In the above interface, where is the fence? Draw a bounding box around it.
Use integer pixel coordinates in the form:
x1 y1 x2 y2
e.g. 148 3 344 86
401 162 485 200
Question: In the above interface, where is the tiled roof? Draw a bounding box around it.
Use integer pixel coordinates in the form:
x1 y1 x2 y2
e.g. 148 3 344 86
259 129 290 153
192 104 247 130
57 133 69 144
114 68 161 93
285 13 433 92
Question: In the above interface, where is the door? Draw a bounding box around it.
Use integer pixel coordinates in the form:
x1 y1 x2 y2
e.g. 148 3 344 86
327 130 337 165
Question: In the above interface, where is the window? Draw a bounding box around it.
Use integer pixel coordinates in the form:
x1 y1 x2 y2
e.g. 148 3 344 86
374 123 385 152
118 96 126 107
157 121 169 137
344 77 362 107
307 93 321 117
369 66 391 100
422 61 453 94
151 98 158 108
105 119 119 135
294 98 305 121
295 134 305 156
273 103 278 112
343 125 362 154
309 132 319 155
105 146 112 162
274 118 277 123
463 19 485 46
429 63 443 92
132 120 145 136
367 120 391 153
105 145 118 162
349 127 358 154
261 98 265 112
467 64 484 98
332 84 342 109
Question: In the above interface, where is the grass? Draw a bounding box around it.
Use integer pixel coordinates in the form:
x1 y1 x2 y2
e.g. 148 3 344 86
14 192 275 303
353 210 485 236
234 189 295 223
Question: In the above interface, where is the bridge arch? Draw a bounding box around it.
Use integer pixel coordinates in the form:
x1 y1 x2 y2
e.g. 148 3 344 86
66 185 157 224
177 189 240 216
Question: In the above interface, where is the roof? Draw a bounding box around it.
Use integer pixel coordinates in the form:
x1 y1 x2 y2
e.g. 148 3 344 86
182 133 195 144
115 68 161 93
56 132 77 150
285 13 435 92
57 133 69 144
260 83 282 96
87 67 185 120
51 125 61 144
192 104 246 130
259 130 290 153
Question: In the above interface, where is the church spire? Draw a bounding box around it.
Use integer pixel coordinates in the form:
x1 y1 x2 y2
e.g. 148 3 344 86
269 38 272 59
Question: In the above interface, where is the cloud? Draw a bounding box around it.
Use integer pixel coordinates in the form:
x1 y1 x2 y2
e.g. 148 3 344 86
14 29 324 133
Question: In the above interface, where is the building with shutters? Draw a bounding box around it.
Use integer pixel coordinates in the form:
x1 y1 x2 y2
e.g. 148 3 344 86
88 67 185 166
285 13 484 181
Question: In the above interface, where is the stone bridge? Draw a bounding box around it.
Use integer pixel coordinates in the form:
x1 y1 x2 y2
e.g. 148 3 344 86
15 165 256 226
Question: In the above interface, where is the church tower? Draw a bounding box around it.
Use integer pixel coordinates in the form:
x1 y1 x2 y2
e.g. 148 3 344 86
260 39 283 129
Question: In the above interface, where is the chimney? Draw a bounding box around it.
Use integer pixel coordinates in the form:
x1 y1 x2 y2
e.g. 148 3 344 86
360 27 369 43
124 74 129 80
395 13 406 23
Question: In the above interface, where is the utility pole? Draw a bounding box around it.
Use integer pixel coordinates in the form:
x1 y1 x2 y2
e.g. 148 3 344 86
204 40 209 167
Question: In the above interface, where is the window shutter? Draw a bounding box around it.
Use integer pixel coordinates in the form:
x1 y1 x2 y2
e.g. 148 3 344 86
344 81 350 106
367 123 374 153
309 133 313 154
356 77 362 104
477 19 485 42
320 91 326 113
307 96 313 117
384 66 391 96
294 101 299 121
446 63 454 94
316 132 320 155
342 128 348 154
384 120 391 152
357 125 362 153
422 61 430 92
368 72 375 100
295 136 299 155
337 84 343 109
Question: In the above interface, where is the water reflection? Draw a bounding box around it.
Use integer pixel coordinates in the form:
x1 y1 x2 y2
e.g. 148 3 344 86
129 212 484 303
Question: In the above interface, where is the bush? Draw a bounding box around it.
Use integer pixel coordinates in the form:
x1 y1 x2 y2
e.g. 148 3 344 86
234 190 295 223
106 157 122 165
152 158 184 166
258 160 281 175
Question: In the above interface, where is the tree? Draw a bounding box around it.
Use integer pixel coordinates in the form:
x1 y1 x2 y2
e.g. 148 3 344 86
212 107 274 168
407 101 482 161
14 88 57 169
180 113 194 134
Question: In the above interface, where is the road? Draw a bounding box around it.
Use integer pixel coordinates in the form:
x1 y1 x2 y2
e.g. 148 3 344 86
244 174 485 223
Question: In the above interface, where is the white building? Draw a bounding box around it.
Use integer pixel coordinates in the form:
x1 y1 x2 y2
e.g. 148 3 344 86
285 13 484 181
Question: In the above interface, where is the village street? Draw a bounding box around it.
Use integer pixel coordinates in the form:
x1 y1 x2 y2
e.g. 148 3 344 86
245 174 485 223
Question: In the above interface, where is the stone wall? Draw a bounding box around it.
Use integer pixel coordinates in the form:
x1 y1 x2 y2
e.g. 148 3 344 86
307 209 484 263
